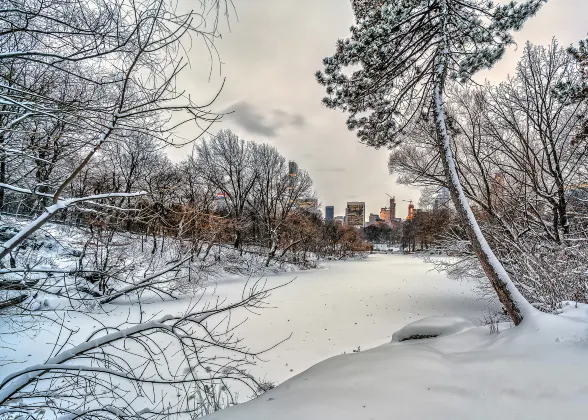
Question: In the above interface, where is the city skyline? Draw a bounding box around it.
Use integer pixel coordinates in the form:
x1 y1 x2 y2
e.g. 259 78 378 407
327 196 410 223
169 0 587 219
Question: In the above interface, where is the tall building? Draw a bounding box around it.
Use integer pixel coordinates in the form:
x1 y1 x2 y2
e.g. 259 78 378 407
345 202 365 228
297 197 318 211
434 187 450 210
288 161 298 177
406 201 416 221
325 206 334 221
379 207 390 222
390 197 396 221
368 213 380 226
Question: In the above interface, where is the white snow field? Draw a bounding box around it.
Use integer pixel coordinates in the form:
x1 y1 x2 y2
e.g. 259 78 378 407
0 254 496 392
5 254 587 419
209 305 588 420
206 253 502 384
205 264 588 420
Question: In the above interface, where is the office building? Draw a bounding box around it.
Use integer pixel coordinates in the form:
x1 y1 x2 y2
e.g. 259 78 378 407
346 202 365 228
367 213 380 226
288 161 298 177
325 206 334 221
297 197 318 211
406 201 416 221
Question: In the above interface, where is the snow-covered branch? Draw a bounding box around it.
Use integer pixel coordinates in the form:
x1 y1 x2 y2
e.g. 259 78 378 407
0 192 146 260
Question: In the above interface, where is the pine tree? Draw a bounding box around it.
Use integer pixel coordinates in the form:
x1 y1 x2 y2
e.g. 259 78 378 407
567 38 588 144
317 0 546 325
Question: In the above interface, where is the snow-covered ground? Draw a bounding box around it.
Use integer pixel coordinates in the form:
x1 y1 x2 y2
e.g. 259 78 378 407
208 253 500 383
0 253 493 390
209 307 588 420
201 255 588 420
13 252 585 420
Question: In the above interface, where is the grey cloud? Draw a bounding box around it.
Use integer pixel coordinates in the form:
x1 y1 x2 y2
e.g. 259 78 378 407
225 100 306 137
188 0 584 218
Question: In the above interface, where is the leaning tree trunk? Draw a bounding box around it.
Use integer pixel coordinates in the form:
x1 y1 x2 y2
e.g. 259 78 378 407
431 0 535 326
432 83 534 325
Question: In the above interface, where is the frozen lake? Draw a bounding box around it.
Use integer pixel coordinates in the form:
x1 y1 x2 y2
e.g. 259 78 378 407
210 253 498 384
0 253 498 390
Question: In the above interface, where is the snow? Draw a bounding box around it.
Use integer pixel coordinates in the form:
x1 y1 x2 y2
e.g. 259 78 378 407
391 316 474 342
8 251 585 420
0 253 494 388
208 309 588 420
204 253 499 383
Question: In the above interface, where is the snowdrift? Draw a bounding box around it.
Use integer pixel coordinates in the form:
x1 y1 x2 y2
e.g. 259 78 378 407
391 316 475 342
208 305 588 420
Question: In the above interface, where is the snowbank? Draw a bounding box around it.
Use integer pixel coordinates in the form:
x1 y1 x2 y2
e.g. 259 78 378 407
207 310 588 420
391 316 475 342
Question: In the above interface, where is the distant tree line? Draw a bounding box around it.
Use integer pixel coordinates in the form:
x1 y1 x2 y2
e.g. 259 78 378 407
1 125 369 267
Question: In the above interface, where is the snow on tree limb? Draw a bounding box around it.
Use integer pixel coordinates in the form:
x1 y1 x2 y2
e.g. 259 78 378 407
0 192 146 260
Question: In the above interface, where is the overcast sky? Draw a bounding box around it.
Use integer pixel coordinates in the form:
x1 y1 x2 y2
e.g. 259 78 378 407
172 0 588 218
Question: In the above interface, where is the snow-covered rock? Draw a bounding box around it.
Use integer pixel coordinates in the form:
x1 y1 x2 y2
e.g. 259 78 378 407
391 316 475 342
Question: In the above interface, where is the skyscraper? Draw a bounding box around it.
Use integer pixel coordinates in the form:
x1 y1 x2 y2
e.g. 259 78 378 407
325 206 334 221
406 201 415 221
368 213 380 226
390 197 396 221
346 202 365 228
379 207 390 222
434 187 450 210
288 161 298 177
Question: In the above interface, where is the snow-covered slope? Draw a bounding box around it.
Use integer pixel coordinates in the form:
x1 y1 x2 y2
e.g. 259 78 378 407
207 305 588 420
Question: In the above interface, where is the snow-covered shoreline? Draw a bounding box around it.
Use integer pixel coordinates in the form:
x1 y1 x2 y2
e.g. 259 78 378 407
5 250 585 420
208 306 588 420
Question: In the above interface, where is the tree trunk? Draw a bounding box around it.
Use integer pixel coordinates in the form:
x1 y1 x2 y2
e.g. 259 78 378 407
234 231 241 249
0 133 5 209
265 244 275 267
433 83 534 325
432 0 533 325
265 231 278 267
557 190 569 234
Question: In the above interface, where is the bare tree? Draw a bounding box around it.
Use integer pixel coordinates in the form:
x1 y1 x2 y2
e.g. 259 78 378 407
389 41 588 311
194 130 258 250
0 0 225 261
0 281 287 419
0 2 292 417
249 143 314 266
